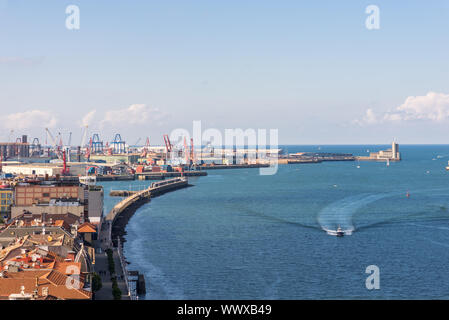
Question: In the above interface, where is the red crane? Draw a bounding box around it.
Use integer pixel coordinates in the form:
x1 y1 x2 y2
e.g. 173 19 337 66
62 150 70 175
141 137 150 158
183 137 189 164
163 134 172 153
145 137 150 149
85 137 93 161
190 138 194 165
163 134 173 162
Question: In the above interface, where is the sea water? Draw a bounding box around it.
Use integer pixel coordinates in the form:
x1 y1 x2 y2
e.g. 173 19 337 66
100 145 449 299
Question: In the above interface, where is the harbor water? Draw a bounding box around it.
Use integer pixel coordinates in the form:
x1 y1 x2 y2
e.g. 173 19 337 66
100 145 449 299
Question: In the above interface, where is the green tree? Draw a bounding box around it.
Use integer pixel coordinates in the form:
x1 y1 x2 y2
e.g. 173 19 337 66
112 281 122 300
92 273 102 292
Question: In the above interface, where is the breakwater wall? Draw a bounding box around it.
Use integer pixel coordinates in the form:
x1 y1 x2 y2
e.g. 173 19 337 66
105 177 189 245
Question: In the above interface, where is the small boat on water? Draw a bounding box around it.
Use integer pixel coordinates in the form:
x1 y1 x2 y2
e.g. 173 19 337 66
336 226 344 237
406 191 410 198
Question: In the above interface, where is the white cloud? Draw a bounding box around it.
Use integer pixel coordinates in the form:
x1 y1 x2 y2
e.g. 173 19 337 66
353 108 378 126
5 110 58 130
100 104 170 128
81 110 96 127
354 92 449 126
396 92 449 121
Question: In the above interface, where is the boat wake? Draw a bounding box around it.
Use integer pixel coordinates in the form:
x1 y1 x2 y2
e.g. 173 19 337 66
318 193 392 236
322 228 353 236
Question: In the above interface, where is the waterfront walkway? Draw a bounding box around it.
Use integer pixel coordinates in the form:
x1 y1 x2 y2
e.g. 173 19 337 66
93 221 129 300
94 177 190 300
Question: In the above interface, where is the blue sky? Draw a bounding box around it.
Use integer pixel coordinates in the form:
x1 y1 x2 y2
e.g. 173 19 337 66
0 0 448 145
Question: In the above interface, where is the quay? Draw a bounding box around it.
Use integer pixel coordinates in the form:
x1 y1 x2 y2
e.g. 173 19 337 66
136 170 207 180
197 163 270 170
278 158 322 164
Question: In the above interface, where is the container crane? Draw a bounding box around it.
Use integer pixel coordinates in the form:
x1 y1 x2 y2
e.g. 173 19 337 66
111 134 126 154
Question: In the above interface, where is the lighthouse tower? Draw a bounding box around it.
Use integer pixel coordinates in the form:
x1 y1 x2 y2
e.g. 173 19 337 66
392 141 400 160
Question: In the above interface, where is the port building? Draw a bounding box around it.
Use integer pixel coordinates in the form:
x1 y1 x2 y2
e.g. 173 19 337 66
357 142 401 161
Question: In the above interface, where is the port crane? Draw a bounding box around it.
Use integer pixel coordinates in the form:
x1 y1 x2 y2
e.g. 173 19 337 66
80 125 88 148
30 138 41 157
190 138 195 167
163 134 173 162
111 134 126 154
85 137 93 162
61 150 70 175
141 137 150 158
183 137 189 164
45 128 63 159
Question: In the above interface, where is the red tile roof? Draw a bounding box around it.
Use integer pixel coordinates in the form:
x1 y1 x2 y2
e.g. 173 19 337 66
77 222 97 233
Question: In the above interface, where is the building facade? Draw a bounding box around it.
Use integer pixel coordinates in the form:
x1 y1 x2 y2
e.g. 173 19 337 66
0 188 13 220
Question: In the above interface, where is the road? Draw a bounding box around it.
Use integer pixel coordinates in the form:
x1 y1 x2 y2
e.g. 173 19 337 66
93 220 130 300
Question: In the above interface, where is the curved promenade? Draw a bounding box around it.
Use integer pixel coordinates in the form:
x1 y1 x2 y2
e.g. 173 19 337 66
95 177 189 300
